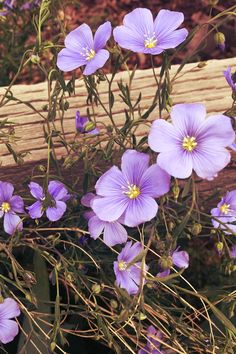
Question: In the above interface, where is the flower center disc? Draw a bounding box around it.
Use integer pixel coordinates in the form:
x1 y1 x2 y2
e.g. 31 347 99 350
182 136 198 152
144 37 157 49
125 184 141 199
220 203 230 214
86 49 96 61
1 202 11 213
118 261 127 271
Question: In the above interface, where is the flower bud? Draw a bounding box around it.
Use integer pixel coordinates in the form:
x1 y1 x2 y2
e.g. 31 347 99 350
172 184 180 201
50 342 57 351
136 312 147 320
191 223 202 236
31 54 40 64
214 32 225 52
216 241 223 253
168 221 175 231
92 283 101 294
160 256 173 270
110 299 118 309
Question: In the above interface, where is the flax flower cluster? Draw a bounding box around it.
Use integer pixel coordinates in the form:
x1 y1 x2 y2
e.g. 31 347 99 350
1 5 236 349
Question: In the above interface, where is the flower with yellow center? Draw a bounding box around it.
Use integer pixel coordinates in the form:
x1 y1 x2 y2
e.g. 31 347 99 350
220 203 230 215
118 260 127 271
182 136 198 152
1 202 11 213
124 184 141 199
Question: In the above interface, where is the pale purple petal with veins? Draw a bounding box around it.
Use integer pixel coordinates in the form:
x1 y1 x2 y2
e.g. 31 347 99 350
94 21 112 51
123 195 158 227
121 149 150 186
172 249 189 268
46 200 67 221
10 196 24 213
48 181 70 202
0 182 14 202
103 221 127 246
57 48 87 72
28 182 44 200
88 215 105 240
27 201 44 219
0 298 20 344
4 213 23 235
92 196 128 222
140 164 170 198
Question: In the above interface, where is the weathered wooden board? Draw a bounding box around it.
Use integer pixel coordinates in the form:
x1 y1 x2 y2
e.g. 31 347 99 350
0 57 235 192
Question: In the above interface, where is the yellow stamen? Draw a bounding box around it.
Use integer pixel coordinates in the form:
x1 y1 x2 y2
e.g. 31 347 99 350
144 37 157 49
182 136 198 152
1 202 11 213
124 184 141 199
86 49 96 61
220 203 230 214
118 261 127 271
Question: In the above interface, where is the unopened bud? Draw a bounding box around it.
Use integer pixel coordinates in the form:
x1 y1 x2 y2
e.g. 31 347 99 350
160 256 173 270
216 241 224 253
172 184 180 201
214 32 225 52
92 283 101 294
191 223 202 236
110 299 118 309
31 54 40 64
136 312 147 320
50 342 57 351
167 221 175 231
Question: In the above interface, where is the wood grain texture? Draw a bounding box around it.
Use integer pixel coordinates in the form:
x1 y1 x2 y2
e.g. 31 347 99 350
0 57 235 192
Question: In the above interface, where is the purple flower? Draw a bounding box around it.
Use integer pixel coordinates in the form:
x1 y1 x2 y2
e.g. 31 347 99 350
211 190 236 234
57 21 112 75
27 181 70 222
21 0 41 10
81 193 127 247
113 241 148 295
230 245 236 258
157 247 189 277
76 111 99 134
0 298 20 344
0 182 24 235
0 0 14 15
22 0 41 10
113 8 188 55
91 150 170 227
148 103 235 179
138 325 167 354
224 66 236 92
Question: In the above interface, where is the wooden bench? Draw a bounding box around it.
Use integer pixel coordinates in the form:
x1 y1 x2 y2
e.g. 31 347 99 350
0 57 235 193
